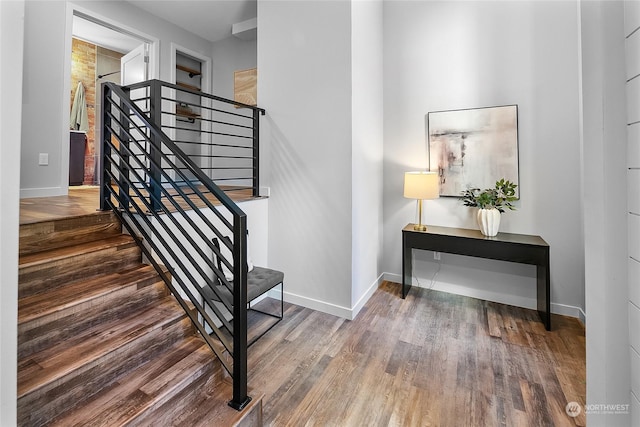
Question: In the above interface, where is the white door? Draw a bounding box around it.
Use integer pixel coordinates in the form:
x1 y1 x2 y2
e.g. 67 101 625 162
121 43 147 85
120 43 150 192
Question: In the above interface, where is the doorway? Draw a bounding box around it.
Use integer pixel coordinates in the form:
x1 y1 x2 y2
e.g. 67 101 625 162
66 9 156 189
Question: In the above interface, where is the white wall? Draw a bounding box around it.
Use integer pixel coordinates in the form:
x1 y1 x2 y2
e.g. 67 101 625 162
258 0 354 317
211 35 256 101
20 0 213 197
351 0 384 314
21 1 68 197
580 1 630 424
625 0 640 424
382 1 585 317
0 1 24 423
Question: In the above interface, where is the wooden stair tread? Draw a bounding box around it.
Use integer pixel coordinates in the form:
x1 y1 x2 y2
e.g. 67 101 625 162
49 337 217 427
18 264 159 324
18 297 187 399
19 234 136 268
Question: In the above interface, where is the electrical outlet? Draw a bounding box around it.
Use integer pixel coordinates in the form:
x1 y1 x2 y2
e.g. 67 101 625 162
38 153 49 166
433 251 441 260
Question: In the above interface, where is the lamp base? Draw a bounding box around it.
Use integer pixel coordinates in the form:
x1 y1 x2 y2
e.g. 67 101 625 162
413 224 427 231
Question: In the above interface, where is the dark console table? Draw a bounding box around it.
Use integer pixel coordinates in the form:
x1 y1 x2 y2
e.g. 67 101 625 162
402 224 551 330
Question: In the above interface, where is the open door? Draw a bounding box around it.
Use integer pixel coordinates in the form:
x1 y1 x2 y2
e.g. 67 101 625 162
120 43 150 192
121 43 148 85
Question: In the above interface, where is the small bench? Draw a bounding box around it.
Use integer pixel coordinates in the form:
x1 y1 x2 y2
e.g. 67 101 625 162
202 237 283 345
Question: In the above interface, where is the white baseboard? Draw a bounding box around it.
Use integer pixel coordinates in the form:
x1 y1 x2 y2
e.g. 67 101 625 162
281 274 383 320
282 290 353 319
351 273 385 319
259 186 270 197
383 272 586 322
552 302 586 323
20 187 66 198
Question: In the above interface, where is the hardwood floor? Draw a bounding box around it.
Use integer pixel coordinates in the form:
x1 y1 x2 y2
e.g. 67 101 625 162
20 187 102 224
249 282 586 427
19 185 257 225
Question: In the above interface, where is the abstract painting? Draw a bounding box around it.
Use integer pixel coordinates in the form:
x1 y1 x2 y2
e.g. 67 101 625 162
427 105 519 197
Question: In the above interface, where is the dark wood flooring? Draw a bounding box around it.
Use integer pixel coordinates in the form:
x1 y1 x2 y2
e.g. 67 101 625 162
249 282 586 427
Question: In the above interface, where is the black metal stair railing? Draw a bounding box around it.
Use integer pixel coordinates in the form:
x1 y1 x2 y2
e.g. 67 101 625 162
99 80 264 410
125 79 263 200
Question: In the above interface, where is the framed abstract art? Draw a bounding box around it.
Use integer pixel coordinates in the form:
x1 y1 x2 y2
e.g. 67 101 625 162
426 105 519 197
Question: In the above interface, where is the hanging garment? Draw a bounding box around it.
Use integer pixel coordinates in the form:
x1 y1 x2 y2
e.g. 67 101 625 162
70 81 89 132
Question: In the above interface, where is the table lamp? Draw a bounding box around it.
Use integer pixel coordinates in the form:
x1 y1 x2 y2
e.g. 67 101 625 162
404 171 439 231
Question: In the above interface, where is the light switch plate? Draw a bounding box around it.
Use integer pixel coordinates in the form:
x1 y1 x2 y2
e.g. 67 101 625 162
38 153 49 166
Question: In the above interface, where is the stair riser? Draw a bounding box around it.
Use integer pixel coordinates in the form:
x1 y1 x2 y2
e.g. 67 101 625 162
17 315 194 427
20 212 121 256
18 244 141 298
18 280 169 360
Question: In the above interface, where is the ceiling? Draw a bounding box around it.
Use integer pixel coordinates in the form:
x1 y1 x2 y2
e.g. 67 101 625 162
73 1 257 55
126 0 257 43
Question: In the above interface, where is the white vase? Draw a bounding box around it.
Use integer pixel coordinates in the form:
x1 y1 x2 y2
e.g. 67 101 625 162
477 208 501 237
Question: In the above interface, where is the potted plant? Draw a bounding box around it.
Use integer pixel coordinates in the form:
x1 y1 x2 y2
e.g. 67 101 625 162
460 178 518 236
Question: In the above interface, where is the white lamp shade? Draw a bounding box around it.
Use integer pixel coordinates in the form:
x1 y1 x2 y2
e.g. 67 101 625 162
404 171 440 199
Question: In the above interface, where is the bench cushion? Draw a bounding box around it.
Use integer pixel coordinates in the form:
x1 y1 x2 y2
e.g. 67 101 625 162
202 266 284 307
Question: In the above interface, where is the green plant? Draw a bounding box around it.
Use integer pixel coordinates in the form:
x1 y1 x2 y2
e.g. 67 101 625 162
460 178 518 213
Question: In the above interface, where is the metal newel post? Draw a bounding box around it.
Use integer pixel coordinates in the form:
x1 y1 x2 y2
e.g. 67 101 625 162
228 214 251 410
149 80 163 211
252 109 260 197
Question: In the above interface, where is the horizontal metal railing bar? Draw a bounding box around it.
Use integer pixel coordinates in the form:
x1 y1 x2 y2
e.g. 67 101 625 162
216 186 254 192
160 96 255 121
167 185 252 192
167 184 252 192
106 132 238 322
209 155 256 159
126 79 265 115
179 154 252 159
162 111 254 131
161 125 254 140
202 167 254 170
172 140 253 150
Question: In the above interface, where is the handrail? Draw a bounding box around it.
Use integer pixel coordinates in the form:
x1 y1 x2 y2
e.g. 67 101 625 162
100 81 256 410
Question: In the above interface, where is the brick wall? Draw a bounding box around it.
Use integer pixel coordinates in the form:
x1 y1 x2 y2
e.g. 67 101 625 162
70 38 97 185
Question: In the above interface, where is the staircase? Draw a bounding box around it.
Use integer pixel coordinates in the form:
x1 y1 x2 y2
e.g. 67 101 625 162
17 211 262 426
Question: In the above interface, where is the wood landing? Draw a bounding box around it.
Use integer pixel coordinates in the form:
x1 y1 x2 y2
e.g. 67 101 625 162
20 185 259 225
17 210 262 426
